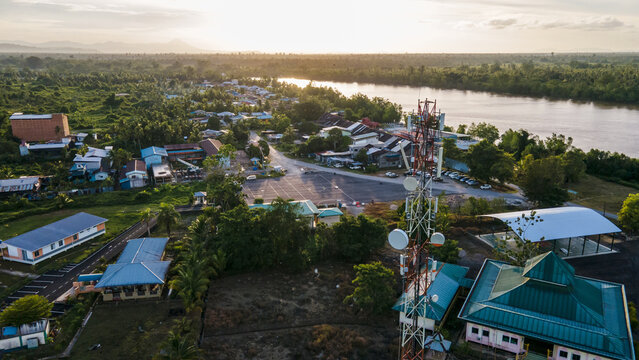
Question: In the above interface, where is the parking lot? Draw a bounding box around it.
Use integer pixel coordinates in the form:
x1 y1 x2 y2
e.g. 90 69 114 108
242 172 416 205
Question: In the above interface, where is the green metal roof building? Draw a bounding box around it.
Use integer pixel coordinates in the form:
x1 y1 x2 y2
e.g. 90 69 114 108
458 252 635 360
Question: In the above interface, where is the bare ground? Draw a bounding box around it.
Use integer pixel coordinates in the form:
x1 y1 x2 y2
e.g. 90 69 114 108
202 263 399 359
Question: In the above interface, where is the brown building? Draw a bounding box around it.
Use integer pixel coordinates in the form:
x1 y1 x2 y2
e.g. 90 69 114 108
10 113 70 142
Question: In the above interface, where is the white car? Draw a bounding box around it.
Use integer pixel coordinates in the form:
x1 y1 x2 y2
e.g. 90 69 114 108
385 172 398 178
480 184 492 190
246 175 257 180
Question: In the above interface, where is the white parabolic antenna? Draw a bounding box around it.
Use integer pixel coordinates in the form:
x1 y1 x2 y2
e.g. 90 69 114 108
430 232 445 246
388 229 410 250
403 177 418 192
431 294 439 303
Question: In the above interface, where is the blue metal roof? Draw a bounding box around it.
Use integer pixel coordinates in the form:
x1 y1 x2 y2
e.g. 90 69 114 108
116 238 168 264
393 261 469 322
141 146 167 158
3 212 108 251
95 238 170 288
459 252 635 360
318 208 343 218
78 273 103 282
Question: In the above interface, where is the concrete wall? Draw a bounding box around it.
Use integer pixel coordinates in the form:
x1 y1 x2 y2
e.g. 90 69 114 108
11 114 70 142
465 323 524 354
552 344 612 360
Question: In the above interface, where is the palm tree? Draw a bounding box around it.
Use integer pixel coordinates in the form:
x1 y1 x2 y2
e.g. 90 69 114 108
55 193 73 209
157 203 180 238
156 330 200 360
140 208 154 237
170 265 209 313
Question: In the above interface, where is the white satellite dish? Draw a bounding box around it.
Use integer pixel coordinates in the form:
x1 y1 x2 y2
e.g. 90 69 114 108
431 294 439 303
388 229 409 250
403 177 418 192
430 232 445 247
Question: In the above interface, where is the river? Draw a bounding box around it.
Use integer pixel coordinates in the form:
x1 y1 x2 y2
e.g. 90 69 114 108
278 78 639 157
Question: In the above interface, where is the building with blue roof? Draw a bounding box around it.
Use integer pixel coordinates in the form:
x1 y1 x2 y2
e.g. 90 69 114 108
140 146 168 169
393 259 470 333
77 238 170 301
458 252 635 360
1 212 107 264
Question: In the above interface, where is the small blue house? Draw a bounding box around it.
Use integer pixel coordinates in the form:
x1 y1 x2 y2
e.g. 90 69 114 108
140 146 168 169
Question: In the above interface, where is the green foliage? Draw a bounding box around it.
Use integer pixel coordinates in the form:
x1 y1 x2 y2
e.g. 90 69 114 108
516 155 570 206
0 295 52 326
584 149 639 186
155 329 200 360
157 202 180 237
493 211 545 266
330 214 387 263
460 196 507 217
344 262 396 314
466 140 514 183
628 301 638 331
561 149 586 183
618 193 639 234
354 148 369 165
442 138 465 161
429 239 460 264
467 122 499 143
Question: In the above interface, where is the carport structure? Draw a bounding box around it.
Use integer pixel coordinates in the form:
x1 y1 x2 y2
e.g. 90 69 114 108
479 206 622 258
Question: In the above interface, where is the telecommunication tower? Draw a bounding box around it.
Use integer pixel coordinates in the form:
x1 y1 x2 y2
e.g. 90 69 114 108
389 99 445 360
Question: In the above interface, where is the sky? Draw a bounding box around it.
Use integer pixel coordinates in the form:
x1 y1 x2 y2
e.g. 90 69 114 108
1 0 638 53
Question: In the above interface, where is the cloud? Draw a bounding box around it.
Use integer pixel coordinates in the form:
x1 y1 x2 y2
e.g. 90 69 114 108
474 15 633 31
485 18 518 29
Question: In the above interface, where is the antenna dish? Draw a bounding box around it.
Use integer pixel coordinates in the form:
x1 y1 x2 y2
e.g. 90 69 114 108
388 229 409 250
403 177 418 192
430 232 445 247
431 294 439 303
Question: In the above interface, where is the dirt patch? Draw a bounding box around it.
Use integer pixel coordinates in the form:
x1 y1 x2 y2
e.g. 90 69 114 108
202 263 398 359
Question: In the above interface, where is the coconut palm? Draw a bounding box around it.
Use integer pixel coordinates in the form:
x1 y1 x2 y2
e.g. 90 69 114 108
140 208 154 237
156 330 200 360
157 203 180 238
170 264 209 313
55 193 73 209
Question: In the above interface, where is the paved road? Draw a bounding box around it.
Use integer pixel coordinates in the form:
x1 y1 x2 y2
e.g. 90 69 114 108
252 132 526 203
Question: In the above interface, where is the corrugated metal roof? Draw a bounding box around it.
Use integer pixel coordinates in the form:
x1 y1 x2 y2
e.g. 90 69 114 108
141 146 168 158
482 207 621 242
459 253 635 360
116 238 168 264
393 262 469 322
3 212 108 251
318 208 343 218
0 177 40 193
10 113 52 120
78 273 103 282
95 238 169 288
249 200 320 217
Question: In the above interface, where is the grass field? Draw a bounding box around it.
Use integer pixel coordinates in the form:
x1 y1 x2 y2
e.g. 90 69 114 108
71 300 189 360
565 174 636 215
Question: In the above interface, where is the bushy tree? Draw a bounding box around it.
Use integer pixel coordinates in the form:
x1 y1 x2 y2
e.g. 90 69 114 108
467 122 499 143
332 215 387 262
517 155 569 206
157 203 180 237
344 262 396 314
466 140 514 183
0 295 52 326
619 193 639 235
561 149 586 183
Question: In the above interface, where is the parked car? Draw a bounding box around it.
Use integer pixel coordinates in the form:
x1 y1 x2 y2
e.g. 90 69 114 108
480 184 492 190
385 172 398 178
467 180 480 186
333 163 344 168
458 177 468 182
349 165 362 170
443 170 451 176
246 175 257 180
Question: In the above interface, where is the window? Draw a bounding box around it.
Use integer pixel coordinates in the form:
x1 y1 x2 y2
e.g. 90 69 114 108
471 327 479 334
502 335 510 343
571 355 581 360
50 244 55 250
482 330 489 338
509 337 518 345
559 350 568 358
34 250 40 257
73 234 78 240
59 240 64 247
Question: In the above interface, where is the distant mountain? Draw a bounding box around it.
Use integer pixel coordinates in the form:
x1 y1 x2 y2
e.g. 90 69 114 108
0 39 209 53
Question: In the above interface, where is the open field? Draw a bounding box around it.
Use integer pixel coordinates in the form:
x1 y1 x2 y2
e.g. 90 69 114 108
71 299 187 360
202 263 398 359
566 174 636 215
